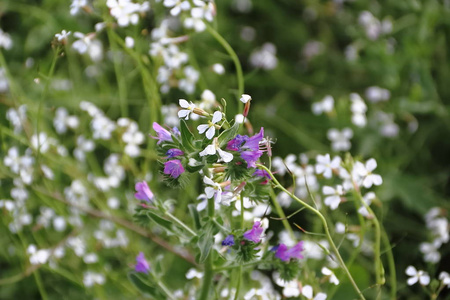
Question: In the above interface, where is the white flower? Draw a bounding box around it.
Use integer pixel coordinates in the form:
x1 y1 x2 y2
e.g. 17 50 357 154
184 17 206 32
365 86 390 103
178 99 196 120
55 30 71 42
327 128 353 152
405 266 430 286
302 285 327 300
54 107 79 134
323 185 344 210
250 43 278 70
29 249 51 265
91 115 116 140
200 89 216 110
107 0 150 27
322 267 339 285
240 94 252 103
163 0 190 16
312 95 334 115
31 132 56 153
186 268 204 279
199 137 233 163
358 192 376 217
70 0 88 15
83 271 106 287
125 36 135 48
6 105 27 133
439 271 450 288
197 111 222 139
203 176 222 204
419 241 441 263
350 93 367 127
315 154 341 179
0 29 13 50
212 63 225 75
74 135 95 162
179 66 199 94
72 32 103 62
353 158 382 188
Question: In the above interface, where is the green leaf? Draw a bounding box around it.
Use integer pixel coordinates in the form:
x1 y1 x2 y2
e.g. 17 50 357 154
188 204 201 230
128 272 164 299
146 211 173 232
179 119 195 151
218 121 240 147
197 222 214 263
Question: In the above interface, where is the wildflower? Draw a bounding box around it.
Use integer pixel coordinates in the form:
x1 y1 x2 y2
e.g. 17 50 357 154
83 271 106 287
72 32 103 62
135 252 150 273
179 66 200 94
250 43 278 70
350 93 367 127
134 181 154 202
323 185 344 210
253 169 271 180
70 0 88 15
212 63 225 75
405 266 430 286
365 86 390 103
203 176 223 203
178 99 196 120
327 128 353 152
222 235 235 246
226 134 249 151
107 0 150 27
353 158 382 188
315 154 341 179
439 271 450 288
163 160 185 179
166 148 184 158
152 122 173 144
163 0 190 16
275 241 304 261
55 30 71 42
186 268 204 279
322 267 339 285
91 115 116 140
312 95 334 115
54 107 79 134
302 285 327 300
197 111 222 139
243 221 264 243
199 137 233 163
419 241 441 263
241 150 264 168
243 127 264 151
125 36 134 48
241 94 252 117
0 29 12 50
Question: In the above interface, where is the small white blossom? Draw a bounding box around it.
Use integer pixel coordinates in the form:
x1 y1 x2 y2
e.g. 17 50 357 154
315 154 341 179
405 266 430 286
240 94 252 103
327 128 353 152
323 185 344 210
163 0 190 16
197 111 222 139
302 285 327 300
55 30 71 42
250 43 278 70
199 137 233 163
125 36 135 48
439 271 450 288
70 0 88 15
322 267 339 285
365 86 390 103
203 176 223 204
0 29 13 50
353 158 382 188
178 99 196 120
312 95 334 115
212 63 225 75
186 268 204 279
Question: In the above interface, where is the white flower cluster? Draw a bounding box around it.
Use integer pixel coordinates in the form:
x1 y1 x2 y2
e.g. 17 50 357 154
0 28 13 50
358 11 392 41
250 43 278 70
106 0 150 27
418 208 449 264
118 118 145 157
72 32 103 62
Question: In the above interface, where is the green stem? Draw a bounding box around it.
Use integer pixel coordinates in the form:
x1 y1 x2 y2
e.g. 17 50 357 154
270 188 295 241
165 211 197 237
199 197 215 300
257 164 366 300
150 273 176 300
381 226 396 299
205 24 244 111
233 266 242 300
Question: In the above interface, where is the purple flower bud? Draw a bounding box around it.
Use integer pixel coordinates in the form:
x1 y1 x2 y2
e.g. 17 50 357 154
275 241 304 261
243 128 264 151
166 148 184 158
135 252 150 273
241 150 264 168
243 221 264 243
172 126 181 136
164 159 185 179
152 122 172 144
226 134 248 151
134 181 154 202
253 169 271 180
222 234 235 246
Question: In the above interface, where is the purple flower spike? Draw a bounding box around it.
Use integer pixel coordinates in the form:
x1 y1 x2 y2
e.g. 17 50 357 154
243 221 264 243
164 159 185 179
222 235 235 246
275 244 290 261
226 134 248 151
134 181 154 202
243 128 264 151
241 150 264 168
166 148 184 158
275 241 304 261
152 122 172 144
135 252 150 273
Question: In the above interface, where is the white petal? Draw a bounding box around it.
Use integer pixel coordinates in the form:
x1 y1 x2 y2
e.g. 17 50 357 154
405 266 417 276
302 285 313 299
419 274 430 286
371 174 383 186
203 176 215 185
321 267 332 276
205 126 215 139
366 158 377 172
218 148 233 163
205 187 215 198
211 111 222 124
322 186 335 195
199 144 216 157
407 276 418 286
197 124 209 134
179 99 189 108
315 292 327 300
178 110 190 119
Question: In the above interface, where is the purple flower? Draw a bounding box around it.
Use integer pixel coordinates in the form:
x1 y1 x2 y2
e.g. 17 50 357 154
135 252 150 273
275 241 304 261
152 122 172 144
243 221 264 243
134 181 154 202
222 235 235 246
166 148 184 158
164 159 185 179
253 169 271 180
226 134 249 151
172 126 181 136
243 128 264 151
241 150 264 168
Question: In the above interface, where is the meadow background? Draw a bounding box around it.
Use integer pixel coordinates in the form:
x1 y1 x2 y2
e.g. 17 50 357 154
0 0 450 299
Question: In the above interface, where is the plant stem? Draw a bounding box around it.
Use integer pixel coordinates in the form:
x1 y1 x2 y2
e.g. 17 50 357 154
206 24 244 111
199 197 215 300
257 164 366 300
165 211 197 237
381 226 397 299
270 188 295 241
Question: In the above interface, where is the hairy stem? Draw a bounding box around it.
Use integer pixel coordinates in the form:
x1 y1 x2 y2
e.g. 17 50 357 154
199 197 215 300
